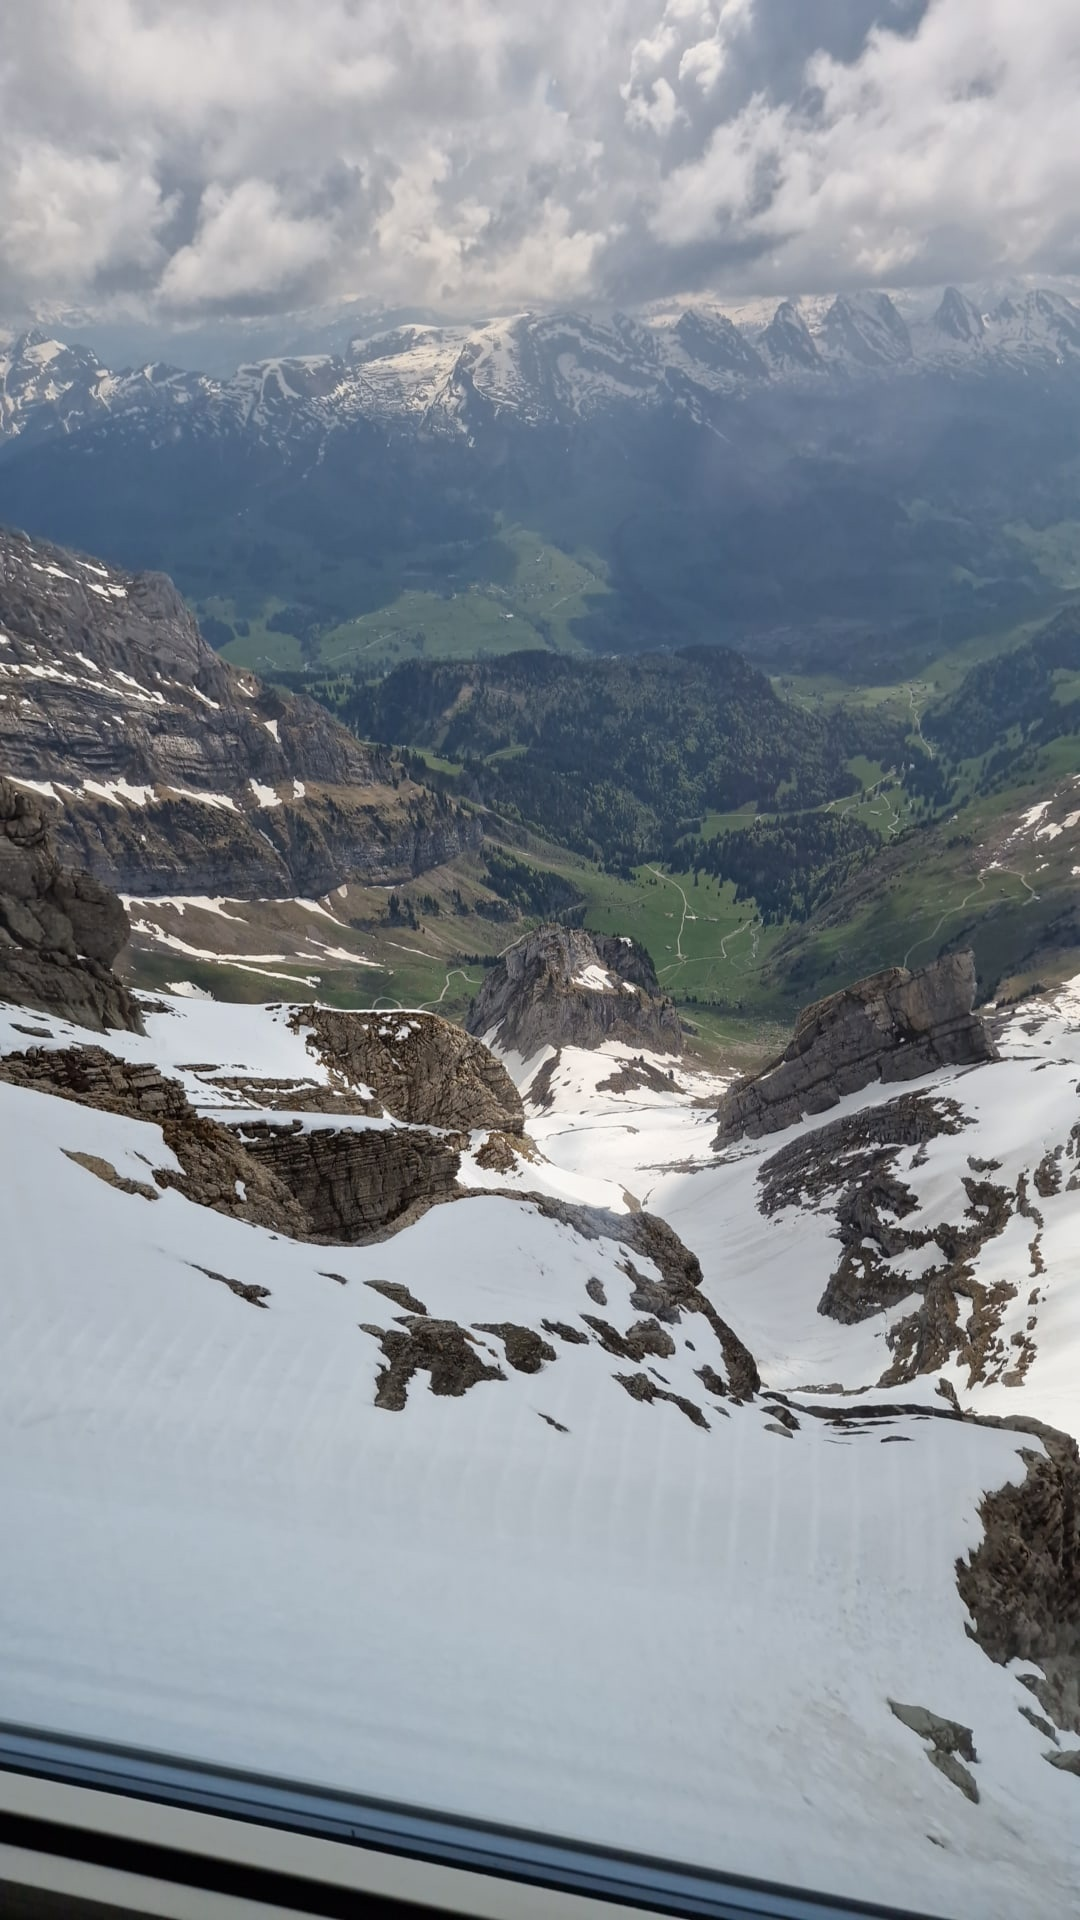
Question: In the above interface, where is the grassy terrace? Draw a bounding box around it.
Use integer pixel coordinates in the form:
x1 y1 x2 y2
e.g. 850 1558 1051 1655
210 526 607 675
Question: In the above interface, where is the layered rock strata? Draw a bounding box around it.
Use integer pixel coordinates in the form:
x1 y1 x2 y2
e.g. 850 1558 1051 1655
714 952 996 1146
467 925 682 1057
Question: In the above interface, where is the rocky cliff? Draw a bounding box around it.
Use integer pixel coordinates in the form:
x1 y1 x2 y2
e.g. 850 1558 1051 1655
0 778 142 1032
0 524 479 895
294 1006 525 1133
0 1042 307 1235
957 1416 1080 1738
466 925 682 1058
0 1036 463 1242
234 1118 463 1241
713 951 997 1146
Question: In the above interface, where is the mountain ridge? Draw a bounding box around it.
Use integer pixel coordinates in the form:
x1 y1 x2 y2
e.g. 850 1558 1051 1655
0 523 479 897
6 284 1080 458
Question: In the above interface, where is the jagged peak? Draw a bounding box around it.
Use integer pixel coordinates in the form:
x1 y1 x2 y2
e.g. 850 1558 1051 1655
467 923 682 1059
820 291 912 365
933 286 986 341
761 300 823 368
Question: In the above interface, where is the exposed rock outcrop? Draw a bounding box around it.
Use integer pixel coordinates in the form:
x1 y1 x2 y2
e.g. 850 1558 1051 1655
0 525 479 896
233 1117 462 1241
755 1089 1047 1390
887 1701 980 1802
466 925 682 1057
352 1190 760 1414
519 1194 760 1401
713 952 996 1146
361 1317 506 1411
0 1036 463 1242
0 1043 190 1120
957 1417 1080 1737
294 1006 524 1133
0 1043 307 1235
0 778 142 1032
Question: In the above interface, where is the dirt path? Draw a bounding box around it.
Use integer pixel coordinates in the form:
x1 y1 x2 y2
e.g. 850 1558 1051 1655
828 769 903 835
903 865 1039 968
907 684 934 759
720 916 757 963
419 966 481 1011
646 866 693 960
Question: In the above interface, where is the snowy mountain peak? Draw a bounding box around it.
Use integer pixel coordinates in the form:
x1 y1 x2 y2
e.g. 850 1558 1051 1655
5 283 1080 456
819 291 914 367
672 306 766 377
760 299 824 370
934 285 987 342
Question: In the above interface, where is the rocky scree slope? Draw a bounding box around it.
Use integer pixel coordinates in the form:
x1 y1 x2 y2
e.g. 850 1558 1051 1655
0 777 141 1032
713 951 996 1146
0 525 478 896
467 924 682 1058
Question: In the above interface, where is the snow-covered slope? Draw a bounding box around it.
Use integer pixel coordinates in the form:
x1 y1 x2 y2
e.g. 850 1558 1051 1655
2 981 1079 1916
521 987 1080 1434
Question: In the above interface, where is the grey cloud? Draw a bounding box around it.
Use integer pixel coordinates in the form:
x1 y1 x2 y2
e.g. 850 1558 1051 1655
0 0 1077 324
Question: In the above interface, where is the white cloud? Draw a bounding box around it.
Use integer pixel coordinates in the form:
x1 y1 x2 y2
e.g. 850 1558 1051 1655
159 181 337 311
652 0 1080 291
0 0 1078 316
625 75 685 138
0 142 173 294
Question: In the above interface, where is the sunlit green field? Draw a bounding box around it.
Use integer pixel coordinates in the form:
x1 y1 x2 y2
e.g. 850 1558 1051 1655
210 525 607 673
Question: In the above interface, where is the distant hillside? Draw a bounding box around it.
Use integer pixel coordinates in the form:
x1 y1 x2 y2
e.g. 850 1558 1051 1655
0 525 477 897
921 608 1080 778
314 648 906 870
5 294 1080 675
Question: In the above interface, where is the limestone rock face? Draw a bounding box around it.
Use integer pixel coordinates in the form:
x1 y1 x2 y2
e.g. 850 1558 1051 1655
295 1006 525 1134
0 524 479 896
0 1037 461 1242
234 1118 462 1241
466 925 682 1058
957 1417 1080 1736
0 778 142 1032
713 952 996 1146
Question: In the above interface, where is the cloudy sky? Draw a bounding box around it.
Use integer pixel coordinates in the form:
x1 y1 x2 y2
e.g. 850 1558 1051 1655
1 0 1078 322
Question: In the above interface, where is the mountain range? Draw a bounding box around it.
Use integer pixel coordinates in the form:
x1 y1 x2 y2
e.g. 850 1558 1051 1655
5 286 1080 451
4 284 1080 668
